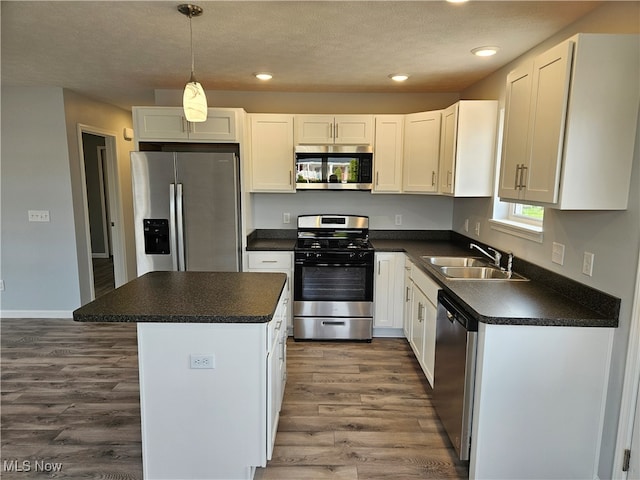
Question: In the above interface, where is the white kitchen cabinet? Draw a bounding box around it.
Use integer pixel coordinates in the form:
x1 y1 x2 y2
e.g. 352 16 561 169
294 115 373 145
267 292 287 460
403 256 414 339
373 115 404 193
403 111 442 193
438 101 498 197
249 114 295 192
409 266 438 387
246 251 293 330
136 290 287 479
373 252 405 329
471 323 614 479
133 106 239 142
498 33 640 209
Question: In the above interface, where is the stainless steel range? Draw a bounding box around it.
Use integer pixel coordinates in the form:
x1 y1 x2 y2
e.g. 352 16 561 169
293 215 374 341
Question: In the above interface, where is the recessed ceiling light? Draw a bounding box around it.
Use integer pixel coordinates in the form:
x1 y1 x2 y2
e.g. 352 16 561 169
255 73 273 81
389 74 409 82
471 46 499 57
447 0 469 3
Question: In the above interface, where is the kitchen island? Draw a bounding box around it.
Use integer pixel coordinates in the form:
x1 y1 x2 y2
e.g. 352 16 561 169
74 271 288 480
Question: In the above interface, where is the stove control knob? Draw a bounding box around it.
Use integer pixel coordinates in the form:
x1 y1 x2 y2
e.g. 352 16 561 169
350 252 356 259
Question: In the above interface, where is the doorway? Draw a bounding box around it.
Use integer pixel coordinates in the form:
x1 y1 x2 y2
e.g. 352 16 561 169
78 126 122 300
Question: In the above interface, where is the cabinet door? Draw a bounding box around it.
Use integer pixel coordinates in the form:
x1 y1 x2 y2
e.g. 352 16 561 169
438 104 458 195
373 115 404 192
422 297 437 387
250 115 295 192
334 115 373 145
373 252 404 329
403 111 441 193
246 251 293 329
524 40 574 204
294 115 334 144
134 107 189 141
498 64 533 201
190 109 237 141
403 258 413 339
410 286 427 366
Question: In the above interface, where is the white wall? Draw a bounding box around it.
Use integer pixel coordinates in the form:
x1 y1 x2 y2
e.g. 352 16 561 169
0 87 81 316
455 3 640 477
252 191 453 230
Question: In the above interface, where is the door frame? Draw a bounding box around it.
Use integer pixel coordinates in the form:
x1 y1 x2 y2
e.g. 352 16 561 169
77 124 125 298
96 145 112 258
613 251 640 477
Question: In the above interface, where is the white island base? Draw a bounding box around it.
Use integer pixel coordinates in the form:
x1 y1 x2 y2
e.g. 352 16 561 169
137 319 285 480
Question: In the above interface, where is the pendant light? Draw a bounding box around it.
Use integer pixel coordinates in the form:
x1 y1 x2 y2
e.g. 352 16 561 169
178 4 207 122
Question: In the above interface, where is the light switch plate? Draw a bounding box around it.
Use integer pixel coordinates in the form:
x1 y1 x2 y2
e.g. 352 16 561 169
582 252 595 276
552 242 565 265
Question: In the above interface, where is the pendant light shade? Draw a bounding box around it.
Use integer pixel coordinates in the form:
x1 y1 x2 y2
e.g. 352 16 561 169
178 4 207 123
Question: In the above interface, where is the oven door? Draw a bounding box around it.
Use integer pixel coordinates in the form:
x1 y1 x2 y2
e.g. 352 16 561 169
293 251 374 317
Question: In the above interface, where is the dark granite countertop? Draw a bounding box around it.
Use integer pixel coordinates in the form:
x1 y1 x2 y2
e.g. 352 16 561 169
371 237 619 328
73 271 287 323
245 229 619 328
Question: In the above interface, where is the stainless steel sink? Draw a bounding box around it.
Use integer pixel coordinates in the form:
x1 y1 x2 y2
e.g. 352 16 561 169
439 266 528 281
422 256 490 267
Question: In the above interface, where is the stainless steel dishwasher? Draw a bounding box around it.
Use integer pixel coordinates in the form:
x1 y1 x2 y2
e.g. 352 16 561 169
433 291 478 461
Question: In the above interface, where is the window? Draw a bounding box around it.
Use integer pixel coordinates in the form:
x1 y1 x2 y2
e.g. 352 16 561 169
508 203 544 227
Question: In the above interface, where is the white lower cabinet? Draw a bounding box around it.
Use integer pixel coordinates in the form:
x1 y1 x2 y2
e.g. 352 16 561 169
374 252 406 330
403 257 413 339
407 262 439 387
246 251 293 330
136 292 287 480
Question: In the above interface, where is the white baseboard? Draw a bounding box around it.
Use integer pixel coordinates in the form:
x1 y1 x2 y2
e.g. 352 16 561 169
372 327 405 338
0 310 73 319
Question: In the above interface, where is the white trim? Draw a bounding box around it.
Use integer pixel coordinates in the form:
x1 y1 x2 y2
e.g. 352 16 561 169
613 251 640 478
1 310 73 319
77 125 126 295
489 218 544 243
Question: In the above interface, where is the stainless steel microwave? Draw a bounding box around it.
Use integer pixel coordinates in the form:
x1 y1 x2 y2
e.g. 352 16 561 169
295 145 373 190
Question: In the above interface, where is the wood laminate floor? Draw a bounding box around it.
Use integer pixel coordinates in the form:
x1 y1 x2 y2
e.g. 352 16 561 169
1 319 468 479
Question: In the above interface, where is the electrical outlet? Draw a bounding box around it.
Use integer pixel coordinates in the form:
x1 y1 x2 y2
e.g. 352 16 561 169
395 214 402 226
190 354 215 369
474 222 481 236
283 212 291 224
28 210 50 222
582 252 595 276
552 242 565 265
0 280 4 292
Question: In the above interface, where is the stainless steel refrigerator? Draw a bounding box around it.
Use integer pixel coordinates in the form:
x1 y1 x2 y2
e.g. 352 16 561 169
131 151 241 276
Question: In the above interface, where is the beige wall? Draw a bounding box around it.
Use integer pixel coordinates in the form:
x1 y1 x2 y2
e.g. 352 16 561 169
63 90 136 301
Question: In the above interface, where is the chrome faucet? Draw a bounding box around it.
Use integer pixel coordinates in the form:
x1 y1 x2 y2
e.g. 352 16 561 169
470 243 502 267
470 243 514 276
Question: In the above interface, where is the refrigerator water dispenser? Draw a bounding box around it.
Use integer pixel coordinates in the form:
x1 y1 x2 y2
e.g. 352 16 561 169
143 219 170 254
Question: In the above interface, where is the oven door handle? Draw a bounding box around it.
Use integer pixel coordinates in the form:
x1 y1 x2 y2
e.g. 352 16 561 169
296 262 360 267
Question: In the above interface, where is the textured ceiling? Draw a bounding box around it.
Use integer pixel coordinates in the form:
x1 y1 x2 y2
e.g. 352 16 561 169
1 1 603 110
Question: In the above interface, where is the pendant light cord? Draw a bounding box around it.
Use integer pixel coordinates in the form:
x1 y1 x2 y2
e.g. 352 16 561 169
189 13 195 81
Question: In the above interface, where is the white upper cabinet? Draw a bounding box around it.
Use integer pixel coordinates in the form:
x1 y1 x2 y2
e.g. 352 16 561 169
373 115 404 193
294 115 373 145
403 111 442 193
249 114 295 192
498 33 640 210
133 107 239 142
438 101 498 197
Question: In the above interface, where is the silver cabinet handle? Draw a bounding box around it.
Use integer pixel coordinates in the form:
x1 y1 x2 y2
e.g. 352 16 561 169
520 165 528 189
514 164 522 190
406 286 411 302
334 123 338 139
376 171 379 186
418 302 424 322
431 171 436 187
447 170 452 187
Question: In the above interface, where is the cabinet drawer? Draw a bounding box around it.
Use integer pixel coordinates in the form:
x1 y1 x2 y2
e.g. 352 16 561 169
411 267 439 304
247 252 292 269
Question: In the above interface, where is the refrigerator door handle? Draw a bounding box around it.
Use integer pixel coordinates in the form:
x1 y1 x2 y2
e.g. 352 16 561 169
169 184 179 271
176 183 186 271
